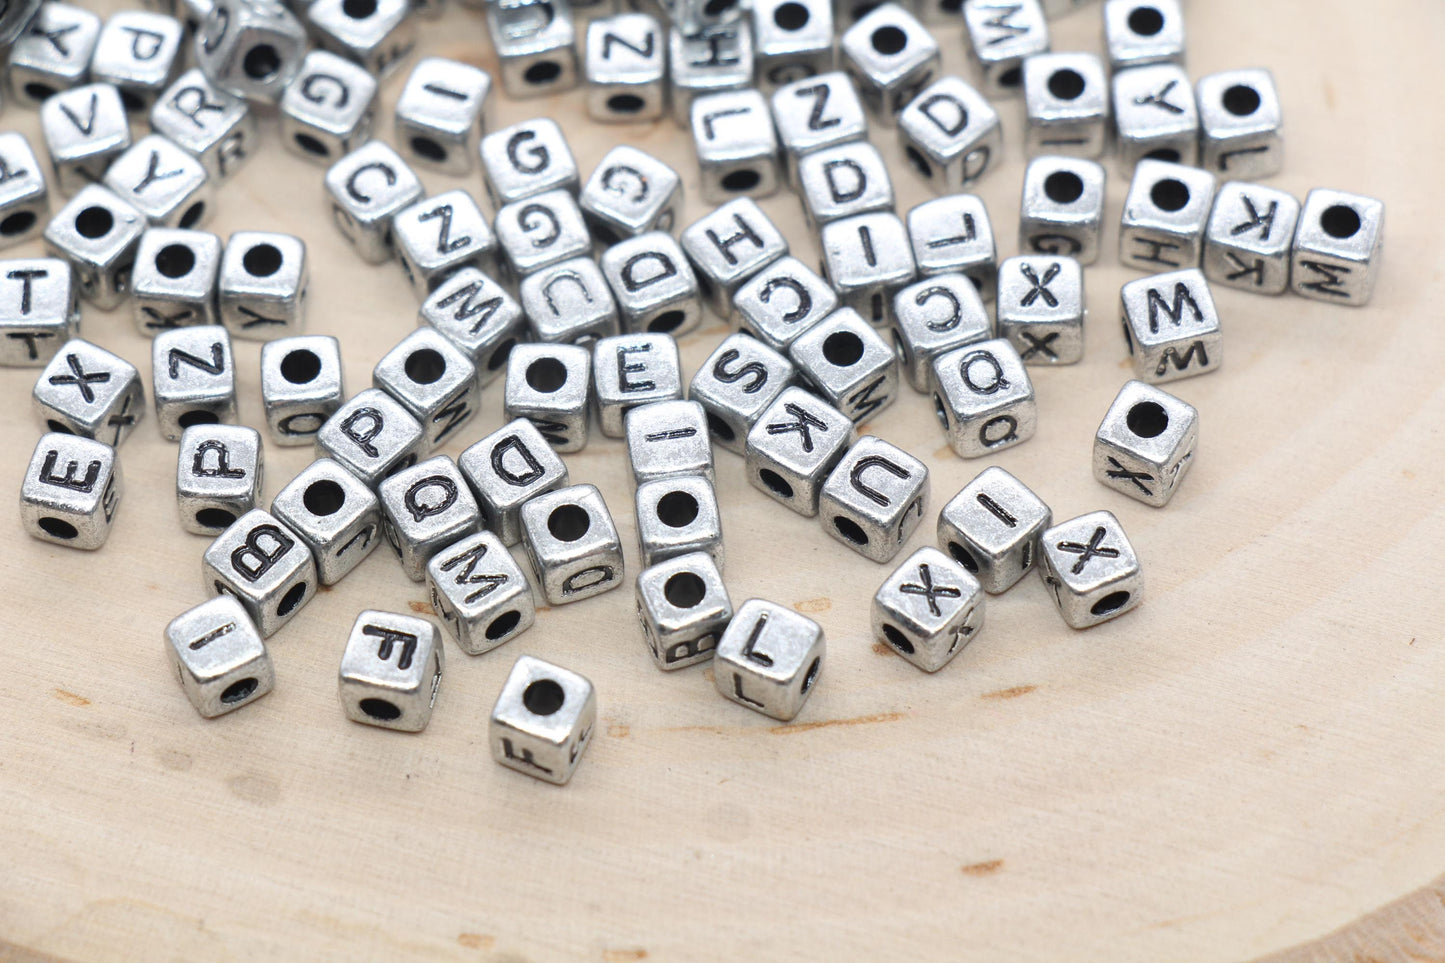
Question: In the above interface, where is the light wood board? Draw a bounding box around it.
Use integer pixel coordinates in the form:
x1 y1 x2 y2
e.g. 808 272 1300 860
3 1 1444 959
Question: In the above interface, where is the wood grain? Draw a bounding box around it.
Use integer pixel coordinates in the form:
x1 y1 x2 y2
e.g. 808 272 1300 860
2 1 1442 959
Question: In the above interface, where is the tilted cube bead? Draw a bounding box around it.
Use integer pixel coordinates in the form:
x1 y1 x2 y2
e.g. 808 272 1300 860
270 457 382 584
338 611 443 732
394 56 491 175
34 338 146 446
931 338 1038 457
688 331 796 453
490 655 597 785
962 0 1048 98
40 83 131 196
202 508 317 637
315 388 425 488
1093 378 1197 508
8 2 102 109
175 423 263 534
458 418 568 545
752 0 831 93
218 231 308 341
373 327 479 451
714 599 824 721
839 4 939 123
1039 510 1143 629
193 0 307 103
770 71 866 186
0 133 50 250
818 434 928 562
585 13 667 123
1111 63 1197 169
1023 52 1110 158
593 331 682 437
151 324 237 440
819 211 917 328
519 483 625 605
278 50 379 165
393 189 498 299
503 342 592 452
790 306 898 422
1102 0 1183 71
0 257 79 367
907 193 996 301
42 184 146 309
494 189 592 282
324 140 424 264
150 69 258 183
1119 160 1217 272
378 455 482 581
1196 68 1283 179
484 0 579 100
259 335 344 445
419 267 526 379
625 399 714 488
101 134 213 229
519 257 620 344
937 465 1051 594
996 254 1084 365
744 385 854 515
892 273 991 392
797 140 893 232
598 230 703 335
636 551 731 670
480 117 580 208
427 530 537 654
90 11 185 112
306 0 415 77
1119 268 1222 383
668 22 754 126
872 546 984 672
1290 188 1385 307
897 75 1001 193
21 432 123 550
680 196 788 320
734 255 837 352
690 88 781 202
579 145 683 243
166 596 274 717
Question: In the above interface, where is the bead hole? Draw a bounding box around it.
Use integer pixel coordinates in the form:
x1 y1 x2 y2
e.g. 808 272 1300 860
243 243 283 277
1127 5 1164 35
404 347 446 384
38 517 78 539
280 348 321 383
1221 84 1261 116
703 0 736 14
523 678 565 715
948 541 979 573
177 410 220 428
24 83 57 102
998 66 1022 88
822 331 864 367
155 243 196 278
303 479 346 516
882 624 914 654
342 0 377 17
409 136 447 162
1126 400 1169 438
0 211 36 236
655 490 699 528
242 44 282 81
801 657 820 693
720 169 761 193
833 515 869 545
607 94 646 114
486 611 522 640
705 412 735 443
360 697 402 720
663 571 707 608
647 310 685 333
1048 69 1086 100
276 583 307 617
1043 170 1084 204
759 469 793 499
904 146 932 179
1321 204 1362 239
195 508 236 528
774 1 809 29
525 356 568 392
870 25 907 55
547 503 590 541
180 203 205 229
1150 178 1190 212
1091 591 1131 616
294 133 330 157
75 206 115 239
220 677 258 704
1143 147 1181 163
524 61 562 85
488 339 516 372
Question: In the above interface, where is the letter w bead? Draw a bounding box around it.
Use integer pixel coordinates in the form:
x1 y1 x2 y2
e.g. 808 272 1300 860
439 542 508 603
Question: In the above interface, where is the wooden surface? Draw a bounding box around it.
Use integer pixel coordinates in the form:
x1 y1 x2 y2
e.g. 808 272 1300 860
2 1 1443 960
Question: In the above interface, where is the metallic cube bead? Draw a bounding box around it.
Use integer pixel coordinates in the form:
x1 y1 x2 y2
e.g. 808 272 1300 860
0 133 49 250
839 4 938 123
1022 52 1110 158
734 255 836 352
0 0 41 48
8 2 102 108
625 399 714 487
1018 155 1106 265
790 306 899 421
996 254 1084 365
937 465 1050 593
593 331 682 437
378 454 482 581
484 0 579 100
585 13 666 123
102 134 213 228
259 335 344 445
324 140 424 264
1202 181 1299 296
1120 267 1221 383
714 598 824 721
1290 188 1385 307
520 257 620 344
458 418 568 545
0 258 78 366
132 227 222 335
427 530 536 654
306 0 415 77
372 327 479 451
193 0 307 103
165 595 274 717
480 117 579 208
315 388 424 486
897 75 1001 193
278 50 378 164
490 655 597 785
1196 68 1283 179
176 423 262 534
150 68 257 182
818 434 927 562
907 194 996 302
797 140 893 232
579 145 682 244
338 611 443 731
892 273 991 391
151 324 236 439
1120 159 1216 272
1102 0 1182 70
637 551 731 670
932 338 1037 456
39 83 131 196
33 338 145 445
1111 62 1198 169
202 508 316 636
90 11 184 111
218 230 308 340
494 189 592 282
680 197 788 320
393 189 497 297
770 72 865 187
652 0 745 34
519 483 625 604
599 231 702 335
270 457 381 583
745 385 854 515
394 56 491 175
42 184 146 309
20 432 122 550
669 23 753 126
503 342 592 451
635 474 723 568
752 0 832 93
819 212 917 328
419 267 525 379
690 89 781 202
873 546 984 672
179 0 212 34
1094 378 1197 508
962 0 1048 97
688 331 796 452
1039 510 1143 628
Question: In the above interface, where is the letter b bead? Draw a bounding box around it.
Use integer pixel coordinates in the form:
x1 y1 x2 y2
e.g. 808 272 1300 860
715 599 824 721
202 509 317 637
491 655 597 785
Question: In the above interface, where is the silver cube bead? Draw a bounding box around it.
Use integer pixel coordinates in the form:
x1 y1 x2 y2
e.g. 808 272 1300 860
101 134 213 229
21 432 122 549
8 2 102 108
165 595 274 717
680 197 788 320
458 418 568 545
270 456 382 583
752 0 832 92
907 193 996 301
420 266 525 378
893 273 991 391
324 140 424 264
151 324 236 439
839 4 938 123
585 13 666 122
932 338 1037 456
625 398 714 487
962 0 1048 97
202 508 316 636
599 230 703 335
33 338 145 445
306 0 415 77
1196 68 1283 179
495 188 592 282
635 474 723 568
0 133 49 250
1290 188 1385 307
937 465 1050 593
996 253 1084 365
1023 52 1109 158
1094 378 1197 508
1039 510 1143 629
259 334 344 445
897 75 1002 193
818 434 927 562
218 230 308 340
427 529 536 654
338 611 443 731
1018 154 1106 265
744 384 853 514
734 255 837 351
315 387 425 486
132 227 223 334
484 0 579 100
579 145 683 244
1201 181 1299 296
503 342 592 451
819 211 917 328
176 423 262 534
688 331 796 452
42 184 146 309
278 49 378 164
393 189 498 297
1102 0 1182 71
797 140 893 231
378 454 482 581
90 11 184 111
0 0 41 48
669 23 753 125
593 331 682 437
637 551 731 670
0 257 78 366
1120 159 1216 272
150 68 257 183
790 306 897 422
394 56 491 175
1120 267 1221 383
372 327 478 451
690 88 781 202
520 257 621 344
1111 63 1198 169
770 71 865 187
519 483 625 604
490 655 597 785
40 83 131 196
193 0 307 103
873 546 984 672
479 117 579 208
714 598 824 721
